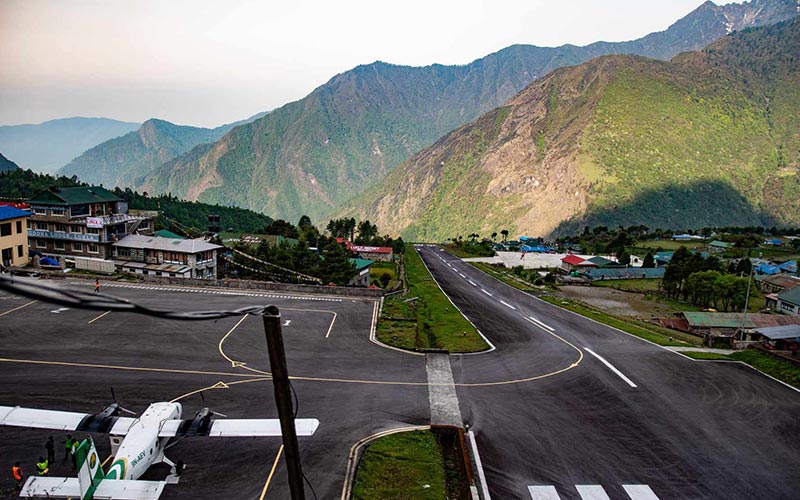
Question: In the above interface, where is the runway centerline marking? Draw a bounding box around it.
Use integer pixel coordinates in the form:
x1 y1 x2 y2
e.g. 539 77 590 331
499 300 516 310
468 280 477 287
0 300 37 317
481 289 493 297
584 348 637 388
88 310 111 324
528 316 555 332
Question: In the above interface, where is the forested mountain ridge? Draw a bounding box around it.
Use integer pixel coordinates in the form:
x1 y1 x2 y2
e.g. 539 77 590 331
340 18 800 240
140 0 798 224
0 153 21 173
0 117 139 173
59 118 247 190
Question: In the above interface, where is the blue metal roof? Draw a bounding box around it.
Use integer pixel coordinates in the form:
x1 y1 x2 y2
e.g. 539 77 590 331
0 206 31 221
583 268 665 280
778 261 797 273
755 263 781 275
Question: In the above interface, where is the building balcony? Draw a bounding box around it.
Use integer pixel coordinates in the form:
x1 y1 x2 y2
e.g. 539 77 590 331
28 230 100 242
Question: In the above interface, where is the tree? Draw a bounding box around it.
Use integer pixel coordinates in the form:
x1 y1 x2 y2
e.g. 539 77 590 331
642 251 655 269
319 242 356 285
392 237 406 255
736 258 752 276
616 249 631 266
500 230 509 242
491 232 498 242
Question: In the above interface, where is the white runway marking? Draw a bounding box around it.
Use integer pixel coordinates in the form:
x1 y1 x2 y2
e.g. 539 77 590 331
528 316 555 332
528 485 560 499
468 280 477 286
585 348 638 388
622 485 660 499
499 300 516 310
576 484 611 500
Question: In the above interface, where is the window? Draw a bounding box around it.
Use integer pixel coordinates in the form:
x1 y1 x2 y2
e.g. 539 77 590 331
36 239 47 249
55 223 67 233
17 245 23 258
88 244 99 253
34 207 47 215
36 222 48 231
51 207 65 217
54 241 65 251
87 228 100 234
70 226 83 234
0 223 10 237
16 221 22 234
72 243 83 252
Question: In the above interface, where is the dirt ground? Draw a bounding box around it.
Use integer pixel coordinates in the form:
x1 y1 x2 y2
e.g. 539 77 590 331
554 285 678 319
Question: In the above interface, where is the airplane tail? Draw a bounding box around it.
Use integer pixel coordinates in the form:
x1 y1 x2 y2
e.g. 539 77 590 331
75 437 105 500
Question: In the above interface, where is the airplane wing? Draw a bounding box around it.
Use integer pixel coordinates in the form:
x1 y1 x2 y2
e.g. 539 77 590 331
158 418 319 437
20 477 165 499
0 405 136 435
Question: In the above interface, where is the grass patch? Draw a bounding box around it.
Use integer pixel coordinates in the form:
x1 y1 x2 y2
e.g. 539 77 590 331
680 351 731 360
634 240 706 250
376 247 488 353
352 430 446 500
730 349 800 389
539 295 699 347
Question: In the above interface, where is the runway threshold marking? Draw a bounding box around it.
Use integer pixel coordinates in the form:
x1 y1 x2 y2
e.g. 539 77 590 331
0 300 37 317
260 444 284 500
622 484 660 499
88 310 111 324
528 485 559 499
584 348 637 388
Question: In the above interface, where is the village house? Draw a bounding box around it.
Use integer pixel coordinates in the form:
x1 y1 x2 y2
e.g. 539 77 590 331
26 186 154 262
112 234 222 279
0 206 31 268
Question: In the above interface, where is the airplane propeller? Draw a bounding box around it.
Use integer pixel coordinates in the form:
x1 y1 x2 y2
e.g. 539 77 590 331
110 387 137 415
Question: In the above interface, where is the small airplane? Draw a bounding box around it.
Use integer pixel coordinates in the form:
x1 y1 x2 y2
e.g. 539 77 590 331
0 401 319 499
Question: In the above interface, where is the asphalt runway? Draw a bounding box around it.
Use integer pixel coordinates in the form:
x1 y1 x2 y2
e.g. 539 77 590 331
1 251 799 500
416 245 800 500
0 281 429 499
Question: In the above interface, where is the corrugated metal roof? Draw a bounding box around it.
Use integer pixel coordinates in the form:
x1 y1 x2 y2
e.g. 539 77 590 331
561 255 585 265
0 206 31 221
584 268 665 280
29 186 121 206
682 312 800 329
778 287 800 306
113 234 222 253
763 274 800 290
755 325 800 340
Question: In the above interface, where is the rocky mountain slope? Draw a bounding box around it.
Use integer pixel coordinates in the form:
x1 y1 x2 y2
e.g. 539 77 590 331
0 153 21 173
59 115 265 189
0 117 139 173
141 0 798 223
342 18 800 239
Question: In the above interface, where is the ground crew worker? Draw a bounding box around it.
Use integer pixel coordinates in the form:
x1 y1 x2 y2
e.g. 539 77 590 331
94 279 100 293
35 457 49 476
12 462 23 490
45 436 55 464
63 434 74 462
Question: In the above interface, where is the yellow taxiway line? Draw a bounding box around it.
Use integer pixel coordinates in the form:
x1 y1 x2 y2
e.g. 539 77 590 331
259 445 284 500
0 300 37 317
88 310 111 324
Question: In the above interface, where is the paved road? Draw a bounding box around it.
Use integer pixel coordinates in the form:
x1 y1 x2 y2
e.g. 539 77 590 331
416 245 800 500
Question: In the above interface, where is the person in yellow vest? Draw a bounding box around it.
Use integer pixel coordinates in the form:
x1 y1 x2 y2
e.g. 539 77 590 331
12 462 23 490
35 456 49 476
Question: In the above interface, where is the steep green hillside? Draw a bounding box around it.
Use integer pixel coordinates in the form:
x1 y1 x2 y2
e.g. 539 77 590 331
59 115 265 190
141 0 797 224
0 153 20 173
343 19 800 240
0 117 139 173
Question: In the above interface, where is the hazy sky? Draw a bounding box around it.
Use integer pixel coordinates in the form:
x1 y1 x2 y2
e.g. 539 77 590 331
1 0 723 128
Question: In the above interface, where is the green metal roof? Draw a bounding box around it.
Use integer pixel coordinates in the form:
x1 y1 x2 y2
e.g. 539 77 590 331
683 311 800 328
29 186 121 206
349 258 374 270
779 286 800 306
710 240 732 248
154 229 185 239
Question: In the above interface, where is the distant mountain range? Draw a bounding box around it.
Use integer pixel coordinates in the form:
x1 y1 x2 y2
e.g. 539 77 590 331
129 0 798 224
343 18 800 239
0 153 20 173
0 117 139 173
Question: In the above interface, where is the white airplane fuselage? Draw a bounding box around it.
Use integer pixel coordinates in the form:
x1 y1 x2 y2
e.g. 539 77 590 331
105 402 182 481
